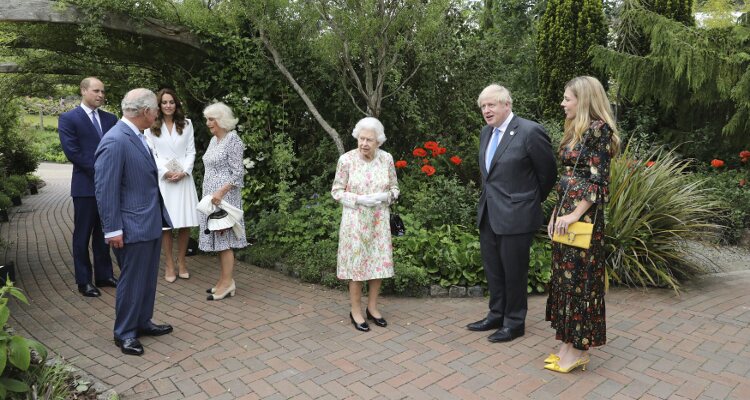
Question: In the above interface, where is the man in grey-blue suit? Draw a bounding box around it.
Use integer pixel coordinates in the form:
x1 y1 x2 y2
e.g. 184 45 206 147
467 84 557 343
94 88 173 356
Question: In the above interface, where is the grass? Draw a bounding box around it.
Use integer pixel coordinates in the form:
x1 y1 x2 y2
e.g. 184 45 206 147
21 113 58 129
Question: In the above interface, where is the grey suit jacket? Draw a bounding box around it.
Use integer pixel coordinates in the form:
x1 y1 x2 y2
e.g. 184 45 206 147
94 120 172 244
477 115 557 235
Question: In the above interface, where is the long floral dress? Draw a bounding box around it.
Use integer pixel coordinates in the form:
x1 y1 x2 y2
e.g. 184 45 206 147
198 130 248 252
331 149 400 281
545 121 613 350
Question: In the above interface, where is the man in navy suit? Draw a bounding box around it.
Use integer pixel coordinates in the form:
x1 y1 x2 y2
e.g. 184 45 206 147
94 88 174 355
58 77 119 297
467 84 557 342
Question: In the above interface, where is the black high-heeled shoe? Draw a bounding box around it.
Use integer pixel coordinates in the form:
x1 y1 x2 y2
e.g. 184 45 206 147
366 308 387 327
349 313 370 332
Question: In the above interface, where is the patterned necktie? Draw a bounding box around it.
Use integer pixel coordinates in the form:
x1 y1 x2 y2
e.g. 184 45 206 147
91 110 103 137
138 133 151 154
486 127 502 171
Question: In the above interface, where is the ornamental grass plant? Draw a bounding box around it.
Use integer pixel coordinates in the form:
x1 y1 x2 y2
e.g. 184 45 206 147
604 147 723 292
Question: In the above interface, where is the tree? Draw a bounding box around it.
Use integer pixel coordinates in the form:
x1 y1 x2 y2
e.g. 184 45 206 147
536 0 608 119
591 5 750 145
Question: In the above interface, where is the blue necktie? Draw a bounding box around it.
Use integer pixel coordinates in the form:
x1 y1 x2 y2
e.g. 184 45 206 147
138 133 151 154
486 127 502 171
91 111 103 137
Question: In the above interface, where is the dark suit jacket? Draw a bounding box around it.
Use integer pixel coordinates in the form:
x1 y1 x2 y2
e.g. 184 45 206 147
58 106 118 197
94 120 172 244
477 115 557 235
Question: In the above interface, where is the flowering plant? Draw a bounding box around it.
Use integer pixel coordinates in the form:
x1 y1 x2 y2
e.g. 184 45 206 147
397 140 462 177
710 159 725 168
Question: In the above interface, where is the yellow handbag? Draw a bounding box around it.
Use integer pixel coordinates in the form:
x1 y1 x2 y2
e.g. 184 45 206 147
552 221 593 249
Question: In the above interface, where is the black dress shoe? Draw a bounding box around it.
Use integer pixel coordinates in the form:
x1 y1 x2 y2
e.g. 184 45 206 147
114 337 144 355
77 283 101 297
350 313 370 332
138 323 173 337
366 308 387 327
466 317 503 331
488 326 525 343
95 277 118 288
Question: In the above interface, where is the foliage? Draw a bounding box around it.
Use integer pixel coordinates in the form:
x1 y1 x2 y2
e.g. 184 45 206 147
4 176 27 198
604 147 724 291
15 360 76 400
689 168 750 244
0 194 11 211
0 281 48 398
591 4 750 145
537 0 608 119
528 237 552 293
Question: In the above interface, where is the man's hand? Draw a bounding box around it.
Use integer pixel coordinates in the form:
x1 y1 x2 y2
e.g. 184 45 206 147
106 235 124 249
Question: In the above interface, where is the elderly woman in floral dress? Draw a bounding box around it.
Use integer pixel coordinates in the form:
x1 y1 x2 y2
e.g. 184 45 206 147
331 117 399 332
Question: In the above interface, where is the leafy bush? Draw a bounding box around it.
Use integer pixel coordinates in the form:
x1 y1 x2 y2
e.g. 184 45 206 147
528 237 552 294
688 169 750 244
604 147 723 291
5 176 27 197
0 194 11 211
0 281 48 398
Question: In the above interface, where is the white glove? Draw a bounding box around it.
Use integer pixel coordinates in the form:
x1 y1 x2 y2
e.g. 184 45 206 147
355 194 379 207
369 192 390 203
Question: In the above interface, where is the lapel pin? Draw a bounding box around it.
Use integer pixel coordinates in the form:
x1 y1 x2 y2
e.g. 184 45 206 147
509 131 515 136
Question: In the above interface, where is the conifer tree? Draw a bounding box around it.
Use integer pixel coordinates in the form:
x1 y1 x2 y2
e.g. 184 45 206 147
537 0 608 119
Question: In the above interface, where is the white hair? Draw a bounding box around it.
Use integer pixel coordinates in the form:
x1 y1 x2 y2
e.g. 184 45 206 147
352 117 386 145
203 102 239 131
121 88 157 117
477 84 513 108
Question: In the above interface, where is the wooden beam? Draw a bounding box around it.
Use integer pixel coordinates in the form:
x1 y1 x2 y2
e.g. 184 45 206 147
0 0 205 52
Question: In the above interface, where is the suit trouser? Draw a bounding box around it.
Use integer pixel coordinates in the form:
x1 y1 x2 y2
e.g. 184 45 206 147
72 196 113 285
112 238 162 340
479 212 534 329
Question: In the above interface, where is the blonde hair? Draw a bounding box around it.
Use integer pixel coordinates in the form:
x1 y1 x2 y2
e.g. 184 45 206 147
476 84 513 108
203 102 238 131
560 76 620 155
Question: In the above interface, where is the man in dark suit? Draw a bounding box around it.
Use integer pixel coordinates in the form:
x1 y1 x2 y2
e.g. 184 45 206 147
94 88 173 356
467 84 557 342
58 77 119 297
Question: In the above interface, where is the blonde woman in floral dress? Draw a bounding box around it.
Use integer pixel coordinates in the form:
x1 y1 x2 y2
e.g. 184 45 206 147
331 117 399 332
545 76 621 373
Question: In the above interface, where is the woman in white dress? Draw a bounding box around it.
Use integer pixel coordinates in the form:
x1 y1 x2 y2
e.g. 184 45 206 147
331 117 399 332
146 88 200 282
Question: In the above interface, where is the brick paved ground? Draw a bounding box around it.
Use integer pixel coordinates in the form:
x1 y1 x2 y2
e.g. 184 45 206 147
1 162 749 399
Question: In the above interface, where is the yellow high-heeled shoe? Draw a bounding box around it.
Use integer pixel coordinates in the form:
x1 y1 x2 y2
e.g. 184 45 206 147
544 353 560 364
207 280 235 301
544 357 589 373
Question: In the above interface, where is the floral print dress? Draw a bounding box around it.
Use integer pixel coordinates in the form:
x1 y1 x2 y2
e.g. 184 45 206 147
331 149 400 281
545 121 613 350
198 131 248 252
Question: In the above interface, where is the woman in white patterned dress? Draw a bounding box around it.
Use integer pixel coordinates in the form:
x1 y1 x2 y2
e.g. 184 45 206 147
331 117 399 332
199 102 247 301
146 88 200 283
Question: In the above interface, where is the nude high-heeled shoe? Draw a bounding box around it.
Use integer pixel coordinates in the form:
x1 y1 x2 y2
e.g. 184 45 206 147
207 280 235 301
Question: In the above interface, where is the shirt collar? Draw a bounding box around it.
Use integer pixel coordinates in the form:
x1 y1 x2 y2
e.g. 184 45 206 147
121 117 144 136
496 112 514 134
80 103 97 115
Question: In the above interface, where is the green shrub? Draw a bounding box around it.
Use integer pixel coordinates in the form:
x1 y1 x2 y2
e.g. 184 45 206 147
15 360 75 400
5 176 27 196
383 263 430 297
0 281 48 398
0 193 11 210
604 147 723 291
528 237 552 294
397 174 479 229
688 169 750 244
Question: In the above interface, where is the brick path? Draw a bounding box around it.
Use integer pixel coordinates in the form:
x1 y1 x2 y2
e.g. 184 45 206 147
1 162 749 399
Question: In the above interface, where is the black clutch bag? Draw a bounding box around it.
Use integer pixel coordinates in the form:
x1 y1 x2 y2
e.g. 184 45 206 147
390 202 406 236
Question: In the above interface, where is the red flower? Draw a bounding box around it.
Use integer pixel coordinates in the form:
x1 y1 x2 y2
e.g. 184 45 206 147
413 148 427 157
450 155 462 165
742 158 749 164
645 161 655 167
421 165 436 176
424 141 440 151
422 158 430 165
437 147 447 155
710 159 725 168
740 179 747 187
739 150 750 159
395 160 407 168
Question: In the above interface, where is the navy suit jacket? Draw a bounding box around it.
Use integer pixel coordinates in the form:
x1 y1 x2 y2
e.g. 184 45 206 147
94 120 172 244
59 106 118 197
477 115 557 235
